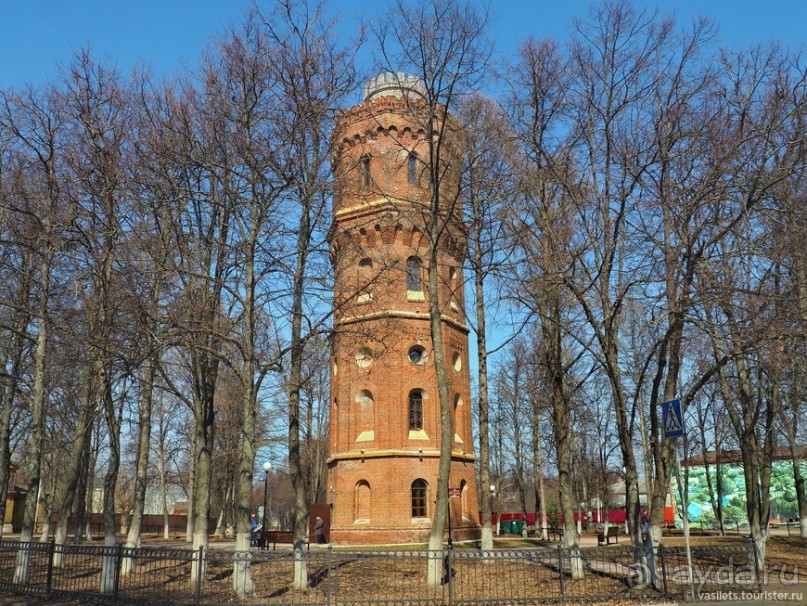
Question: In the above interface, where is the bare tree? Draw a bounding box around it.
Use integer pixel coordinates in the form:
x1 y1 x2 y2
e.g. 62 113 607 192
491 341 532 527
374 0 490 584
458 93 514 550
507 150 587 577
0 84 66 583
505 35 586 577
257 0 357 589
59 51 135 591
0 148 36 540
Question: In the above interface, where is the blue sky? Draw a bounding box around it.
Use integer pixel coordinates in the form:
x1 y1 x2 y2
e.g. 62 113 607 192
2 0 804 90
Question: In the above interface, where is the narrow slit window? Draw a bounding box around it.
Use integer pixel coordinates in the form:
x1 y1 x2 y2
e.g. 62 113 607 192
358 258 373 295
409 390 423 431
407 257 422 292
408 154 417 184
363 156 371 187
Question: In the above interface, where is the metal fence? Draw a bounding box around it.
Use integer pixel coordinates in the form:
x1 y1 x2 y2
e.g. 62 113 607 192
0 538 761 605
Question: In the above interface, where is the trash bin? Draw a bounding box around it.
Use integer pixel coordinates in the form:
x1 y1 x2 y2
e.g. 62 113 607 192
500 520 513 534
512 519 524 534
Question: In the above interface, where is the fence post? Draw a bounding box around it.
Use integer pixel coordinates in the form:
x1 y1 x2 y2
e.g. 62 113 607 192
658 543 669 598
326 546 333 606
557 544 566 597
448 548 454 606
194 546 204 606
45 540 55 598
113 543 123 600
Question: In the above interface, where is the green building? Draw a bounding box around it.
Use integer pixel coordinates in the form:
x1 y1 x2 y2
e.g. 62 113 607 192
680 450 806 528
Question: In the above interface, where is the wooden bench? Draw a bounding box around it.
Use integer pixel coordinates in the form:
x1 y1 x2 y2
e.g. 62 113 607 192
597 526 619 545
546 526 564 541
259 530 309 550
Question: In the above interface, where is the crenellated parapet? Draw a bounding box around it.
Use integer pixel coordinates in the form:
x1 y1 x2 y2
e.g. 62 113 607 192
330 212 465 261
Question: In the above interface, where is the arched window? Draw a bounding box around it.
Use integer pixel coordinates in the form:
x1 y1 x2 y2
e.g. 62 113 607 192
355 389 375 443
409 390 423 431
407 257 422 292
453 394 464 444
358 258 374 304
408 153 417 184
355 481 371 521
412 479 428 518
460 480 468 520
448 267 459 307
355 389 374 406
362 156 371 186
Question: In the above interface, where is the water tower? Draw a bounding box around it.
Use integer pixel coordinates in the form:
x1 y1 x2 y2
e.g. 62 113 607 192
326 73 479 544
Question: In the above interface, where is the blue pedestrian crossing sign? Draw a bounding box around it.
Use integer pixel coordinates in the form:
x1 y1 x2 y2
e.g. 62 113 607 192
662 399 684 439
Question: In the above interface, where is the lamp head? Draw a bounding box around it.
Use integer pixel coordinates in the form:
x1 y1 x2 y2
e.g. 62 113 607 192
263 461 272 473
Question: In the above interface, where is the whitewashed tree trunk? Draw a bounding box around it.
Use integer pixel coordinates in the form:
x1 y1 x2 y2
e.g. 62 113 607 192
14 251 50 584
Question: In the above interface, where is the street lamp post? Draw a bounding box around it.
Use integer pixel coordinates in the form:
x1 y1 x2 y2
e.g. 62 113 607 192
261 462 271 549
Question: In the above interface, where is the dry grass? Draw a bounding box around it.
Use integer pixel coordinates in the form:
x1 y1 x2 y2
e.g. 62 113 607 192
661 534 807 581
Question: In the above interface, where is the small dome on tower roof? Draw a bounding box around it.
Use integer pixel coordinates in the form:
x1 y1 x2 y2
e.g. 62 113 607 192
363 72 426 102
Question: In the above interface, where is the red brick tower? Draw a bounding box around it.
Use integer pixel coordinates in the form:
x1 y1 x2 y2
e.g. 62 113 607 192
327 73 479 544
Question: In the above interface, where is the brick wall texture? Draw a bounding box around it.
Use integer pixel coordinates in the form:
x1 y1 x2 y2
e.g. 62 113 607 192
327 86 480 545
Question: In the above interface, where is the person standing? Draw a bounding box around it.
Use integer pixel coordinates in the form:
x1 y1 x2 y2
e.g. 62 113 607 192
250 513 259 546
640 509 650 541
315 516 326 544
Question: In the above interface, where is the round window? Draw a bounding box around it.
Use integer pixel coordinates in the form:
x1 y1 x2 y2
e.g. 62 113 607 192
355 348 373 368
408 345 427 364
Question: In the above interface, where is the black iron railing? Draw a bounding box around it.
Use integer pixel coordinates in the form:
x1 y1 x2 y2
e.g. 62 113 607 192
0 538 776 605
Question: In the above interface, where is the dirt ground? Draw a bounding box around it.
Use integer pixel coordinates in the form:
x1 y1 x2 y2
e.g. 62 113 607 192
660 534 806 581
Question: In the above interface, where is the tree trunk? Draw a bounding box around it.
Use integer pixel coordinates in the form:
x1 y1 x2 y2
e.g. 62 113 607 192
14 250 50 584
288 195 311 591
791 446 807 538
715 462 726 535
186 438 196 542
544 296 582 579
122 353 157 575
38 469 57 542
531 397 548 541
157 412 172 540
473 226 493 551
74 434 92 544
0 275 29 540
100 367 121 594
425 217 454 587
190 372 216 584
233 237 258 596
711 400 727 535
53 374 95 564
